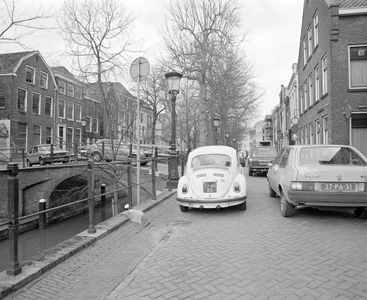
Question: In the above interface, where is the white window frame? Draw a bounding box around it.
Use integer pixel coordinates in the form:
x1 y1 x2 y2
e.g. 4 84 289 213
86 116 92 132
76 128 82 146
17 88 27 112
308 73 313 106
39 71 48 89
59 81 66 94
315 119 321 144
45 96 53 117
33 124 41 145
308 25 313 57
67 101 74 121
25 66 35 84
75 87 82 100
303 37 307 66
322 115 328 144
299 87 304 114
46 126 53 144
32 92 41 115
93 118 99 133
309 122 314 145
67 84 75 97
348 45 367 89
304 81 308 110
322 53 328 95
75 104 82 122
59 99 66 119
313 12 319 48
314 65 320 101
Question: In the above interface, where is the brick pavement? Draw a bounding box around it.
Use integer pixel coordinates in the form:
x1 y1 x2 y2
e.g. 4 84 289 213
3 172 367 300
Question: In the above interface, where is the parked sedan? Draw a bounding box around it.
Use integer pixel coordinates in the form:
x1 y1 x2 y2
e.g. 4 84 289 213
248 146 277 176
176 145 247 212
27 144 70 166
267 145 367 218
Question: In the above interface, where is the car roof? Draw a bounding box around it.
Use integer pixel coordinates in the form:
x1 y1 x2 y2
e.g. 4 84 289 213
188 145 237 159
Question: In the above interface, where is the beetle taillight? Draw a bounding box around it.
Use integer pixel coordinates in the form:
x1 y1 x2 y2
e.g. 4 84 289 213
182 184 188 194
234 182 240 193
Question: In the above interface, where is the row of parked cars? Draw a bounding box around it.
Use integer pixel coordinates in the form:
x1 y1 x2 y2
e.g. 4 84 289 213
176 144 367 219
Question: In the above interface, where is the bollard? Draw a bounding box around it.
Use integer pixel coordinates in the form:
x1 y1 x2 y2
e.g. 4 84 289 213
127 159 133 209
181 154 185 176
50 144 54 164
39 199 47 229
101 184 106 222
168 156 172 192
22 148 25 168
87 161 96 234
151 156 156 200
7 163 22 276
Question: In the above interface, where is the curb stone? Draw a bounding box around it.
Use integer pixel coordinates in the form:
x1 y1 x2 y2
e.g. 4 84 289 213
0 189 176 299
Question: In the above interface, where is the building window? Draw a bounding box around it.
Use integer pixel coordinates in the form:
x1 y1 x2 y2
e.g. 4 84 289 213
59 99 66 118
322 115 328 144
40 72 48 89
75 87 82 100
45 96 53 117
59 81 66 94
322 54 328 95
86 116 92 132
314 65 320 101
308 25 313 57
303 37 307 66
308 73 313 106
301 127 305 145
67 102 74 120
75 104 81 121
76 128 82 147
32 93 41 114
46 126 53 144
313 12 318 48
315 119 321 144
33 125 41 145
0 96 5 109
349 45 367 88
309 123 314 145
299 87 304 114
67 84 74 97
17 88 27 112
26 66 35 84
304 81 308 110
93 118 98 133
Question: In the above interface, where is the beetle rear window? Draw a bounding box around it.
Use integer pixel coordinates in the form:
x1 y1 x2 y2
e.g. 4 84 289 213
191 154 231 168
299 147 366 165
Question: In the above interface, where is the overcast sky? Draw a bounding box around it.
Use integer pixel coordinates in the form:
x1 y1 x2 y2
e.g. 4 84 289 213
2 0 304 125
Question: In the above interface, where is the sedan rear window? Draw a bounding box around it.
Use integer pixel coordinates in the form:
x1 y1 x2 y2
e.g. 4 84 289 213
251 147 277 157
299 147 366 165
191 154 231 168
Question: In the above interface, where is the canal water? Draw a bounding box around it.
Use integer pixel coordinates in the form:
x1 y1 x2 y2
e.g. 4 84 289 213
0 204 113 273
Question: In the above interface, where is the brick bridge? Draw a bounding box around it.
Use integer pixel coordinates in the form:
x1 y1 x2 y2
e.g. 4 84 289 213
0 162 123 219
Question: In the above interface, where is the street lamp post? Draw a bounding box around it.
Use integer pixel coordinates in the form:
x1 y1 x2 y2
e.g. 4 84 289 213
165 71 183 189
233 137 236 150
225 132 230 146
213 115 221 145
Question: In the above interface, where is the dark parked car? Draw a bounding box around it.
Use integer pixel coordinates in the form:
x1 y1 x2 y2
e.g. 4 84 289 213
248 146 277 176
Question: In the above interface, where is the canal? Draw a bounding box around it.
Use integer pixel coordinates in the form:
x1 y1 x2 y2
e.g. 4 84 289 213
0 204 113 273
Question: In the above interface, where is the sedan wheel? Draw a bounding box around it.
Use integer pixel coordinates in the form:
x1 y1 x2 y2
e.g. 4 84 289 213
92 152 102 162
39 158 45 166
179 205 188 212
280 191 294 217
269 184 276 197
354 207 367 219
239 201 247 210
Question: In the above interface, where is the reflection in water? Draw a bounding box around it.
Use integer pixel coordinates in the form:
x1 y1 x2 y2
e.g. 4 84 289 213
0 204 113 273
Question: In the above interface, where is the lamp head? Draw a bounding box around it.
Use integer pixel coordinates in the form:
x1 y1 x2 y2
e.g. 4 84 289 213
165 71 183 94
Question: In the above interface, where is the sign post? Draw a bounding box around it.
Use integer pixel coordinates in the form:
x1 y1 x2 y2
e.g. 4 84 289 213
130 57 150 205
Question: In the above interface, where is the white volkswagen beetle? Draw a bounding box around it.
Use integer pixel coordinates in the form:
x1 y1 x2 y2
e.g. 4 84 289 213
176 146 247 212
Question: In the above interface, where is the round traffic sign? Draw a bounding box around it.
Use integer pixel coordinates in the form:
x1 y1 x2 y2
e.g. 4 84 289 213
130 57 150 82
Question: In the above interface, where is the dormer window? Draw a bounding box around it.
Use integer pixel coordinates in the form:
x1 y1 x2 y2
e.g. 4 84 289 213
26 66 35 84
59 81 66 94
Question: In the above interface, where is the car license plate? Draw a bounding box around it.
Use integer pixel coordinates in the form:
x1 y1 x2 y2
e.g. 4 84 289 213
203 182 217 193
321 183 356 191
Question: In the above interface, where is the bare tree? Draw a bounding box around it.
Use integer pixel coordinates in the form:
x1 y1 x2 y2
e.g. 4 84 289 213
0 0 53 48
162 0 244 147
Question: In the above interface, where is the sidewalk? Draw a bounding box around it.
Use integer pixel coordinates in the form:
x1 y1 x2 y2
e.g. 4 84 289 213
0 189 176 299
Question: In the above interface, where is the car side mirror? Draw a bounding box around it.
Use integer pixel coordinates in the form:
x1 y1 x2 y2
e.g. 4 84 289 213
268 162 273 167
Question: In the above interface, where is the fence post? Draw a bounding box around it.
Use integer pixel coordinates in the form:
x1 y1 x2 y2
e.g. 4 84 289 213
151 156 156 200
50 143 54 164
74 142 78 162
127 159 133 209
39 199 47 229
101 184 106 222
87 161 96 234
168 156 172 192
21 148 25 168
7 163 22 276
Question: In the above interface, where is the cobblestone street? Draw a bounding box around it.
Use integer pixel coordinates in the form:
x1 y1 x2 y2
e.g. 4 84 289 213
4 171 367 300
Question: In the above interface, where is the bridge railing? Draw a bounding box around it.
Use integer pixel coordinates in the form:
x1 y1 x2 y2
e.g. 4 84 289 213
0 149 187 277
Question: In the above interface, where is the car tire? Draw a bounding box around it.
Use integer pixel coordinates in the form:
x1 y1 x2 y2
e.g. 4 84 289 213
39 158 45 166
239 201 247 210
248 169 253 176
92 152 102 162
26 160 32 167
269 184 276 197
280 191 294 217
354 207 367 219
179 205 188 212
